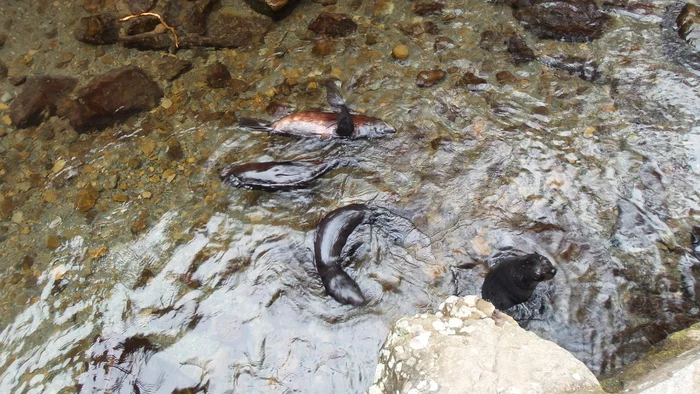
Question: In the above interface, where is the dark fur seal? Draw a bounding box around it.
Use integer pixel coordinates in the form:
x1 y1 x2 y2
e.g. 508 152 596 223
314 204 373 306
219 159 354 190
239 82 395 139
481 253 557 310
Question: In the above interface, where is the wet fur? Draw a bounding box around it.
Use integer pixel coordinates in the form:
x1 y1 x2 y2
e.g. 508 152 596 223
481 253 557 310
314 204 372 306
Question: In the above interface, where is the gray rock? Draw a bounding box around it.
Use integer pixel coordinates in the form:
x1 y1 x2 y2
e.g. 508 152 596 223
368 296 602 394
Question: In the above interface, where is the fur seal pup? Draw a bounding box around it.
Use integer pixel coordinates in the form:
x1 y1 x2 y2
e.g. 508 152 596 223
314 204 373 306
239 82 395 139
481 253 557 310
219 159 354 190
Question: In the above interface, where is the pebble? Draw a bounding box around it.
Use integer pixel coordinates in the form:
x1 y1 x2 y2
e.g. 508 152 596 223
1 92 12 103
142 191 152 199
75 188 99 212
11 211 24 223
416 69 445 87
392 44 409 60
112 194 129 202
448 318 464 328
161 98 173 109
46 235 61 250
1 115 9 126
52 159 66 173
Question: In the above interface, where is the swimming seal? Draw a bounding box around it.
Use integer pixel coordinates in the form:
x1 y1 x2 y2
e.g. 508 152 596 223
314 204 373 306
219 159 354 190
481 253 557 310
239 82 395 139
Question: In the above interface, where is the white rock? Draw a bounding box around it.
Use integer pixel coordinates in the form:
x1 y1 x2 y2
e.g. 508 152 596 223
432 320 446 331
463 295 478 307
409 332 431 350
448 318 464 329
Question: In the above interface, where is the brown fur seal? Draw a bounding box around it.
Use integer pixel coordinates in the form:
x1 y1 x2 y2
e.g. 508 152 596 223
481 253 557 310
219 159 355 190
239 82 395 139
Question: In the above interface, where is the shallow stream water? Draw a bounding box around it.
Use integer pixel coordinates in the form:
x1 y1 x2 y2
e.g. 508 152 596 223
1 0 700 393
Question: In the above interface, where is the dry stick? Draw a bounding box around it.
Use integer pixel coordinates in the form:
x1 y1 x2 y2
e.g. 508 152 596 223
119 12 180 48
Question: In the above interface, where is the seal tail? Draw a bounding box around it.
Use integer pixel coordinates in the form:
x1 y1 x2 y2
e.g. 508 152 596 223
322 268 366 306
239 117 274 133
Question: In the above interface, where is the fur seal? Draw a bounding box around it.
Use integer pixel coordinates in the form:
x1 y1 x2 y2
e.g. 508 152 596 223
219 159 354 190
239 82 395 139
314 204 373 306
481 253 557 310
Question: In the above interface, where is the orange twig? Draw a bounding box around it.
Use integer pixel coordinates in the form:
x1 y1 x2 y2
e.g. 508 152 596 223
119 12 180 48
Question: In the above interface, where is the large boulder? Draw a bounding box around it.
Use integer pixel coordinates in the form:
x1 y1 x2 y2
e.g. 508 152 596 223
368 296 602 394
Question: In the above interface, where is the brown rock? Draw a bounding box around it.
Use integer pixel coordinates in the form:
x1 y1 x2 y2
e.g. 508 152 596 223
75 188 99 212
479 30 505 51
131 219 147 234
507 34 535 65
496 71 518 84
67 67 163 132
206 10 272 48
229 79 250 95
261 0 291 11
8 68 26 86
413 1 445 15
9 76 77 128
312 37 334 56
308 12 357 37
434 36 455 51
156 56 192 81
121 33 173 50
125 15 160 36
456 72 487 89
0 60 7 79
167 138 184 160
416 69 446 87
112 194 129 202
206 62 231 89
74 13 120 45
55 52 75 69
512 0 611 42
164 0 215 36
128 0 156 13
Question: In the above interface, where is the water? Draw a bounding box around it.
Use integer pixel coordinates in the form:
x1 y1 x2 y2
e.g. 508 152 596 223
1 0 700 392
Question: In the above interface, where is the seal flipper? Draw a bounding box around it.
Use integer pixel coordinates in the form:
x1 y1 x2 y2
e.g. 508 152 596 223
324 81 355 137
323 268 366 306
239 117 274 133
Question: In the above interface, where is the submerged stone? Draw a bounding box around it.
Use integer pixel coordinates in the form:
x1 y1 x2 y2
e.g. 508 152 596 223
67 67 163 132
127 0 156 13
156 56 192 81
507 34 535 65
206 10 272 48
74 13 120 45
512 0 611 42
9 76 77 128
416 69 446 87
308 12 357 37
164 0 215 35
206 62 231 89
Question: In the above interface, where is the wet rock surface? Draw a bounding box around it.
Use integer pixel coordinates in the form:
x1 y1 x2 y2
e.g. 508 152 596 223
368 296 602 394
512 0 612 42
156 56 192 81
128 0 156 13
9 76 77 128
67 67 163 131
163 0 214 36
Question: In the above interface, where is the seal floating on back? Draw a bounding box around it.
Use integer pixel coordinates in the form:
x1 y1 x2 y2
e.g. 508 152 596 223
239 82 396 139
219 159 354 191
481 253 557 310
